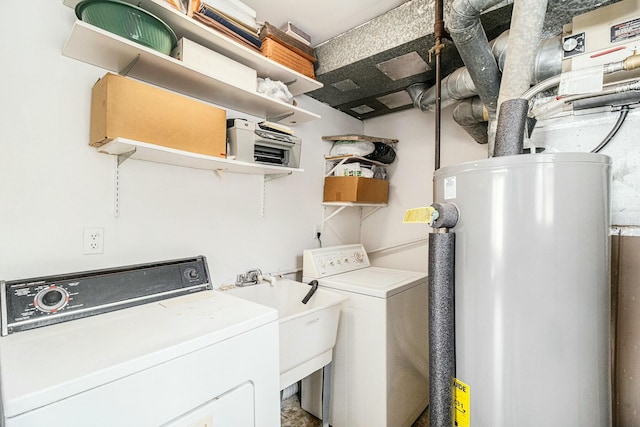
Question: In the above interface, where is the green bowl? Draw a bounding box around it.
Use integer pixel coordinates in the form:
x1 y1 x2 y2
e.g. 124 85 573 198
76 0 177 55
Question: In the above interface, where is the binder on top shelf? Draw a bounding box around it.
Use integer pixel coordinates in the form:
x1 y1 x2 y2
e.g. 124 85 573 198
199 0 258 32
214 0 256 19
198 4 262 48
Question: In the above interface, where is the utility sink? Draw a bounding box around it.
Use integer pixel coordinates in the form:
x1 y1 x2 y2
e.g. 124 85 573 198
226 278 346 390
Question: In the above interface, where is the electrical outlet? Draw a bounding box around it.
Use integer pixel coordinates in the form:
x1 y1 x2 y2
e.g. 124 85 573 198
314 224 322 238
83 227 104 254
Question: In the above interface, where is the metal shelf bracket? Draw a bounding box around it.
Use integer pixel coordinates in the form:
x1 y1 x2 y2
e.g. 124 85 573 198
264 172 292 182
323 205 348 224
117 148 136 166
119 54 141 76
113 148 136 218
322 202 387 225
266 111 295 123
361 205 384 221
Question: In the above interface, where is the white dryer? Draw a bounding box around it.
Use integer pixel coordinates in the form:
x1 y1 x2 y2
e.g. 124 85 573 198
301 244 429 427
0 257 280 427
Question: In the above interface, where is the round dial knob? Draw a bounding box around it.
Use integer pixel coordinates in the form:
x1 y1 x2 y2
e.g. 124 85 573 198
563 38 578 52
43 291 63 306
35 286 69 313
354 252 364 262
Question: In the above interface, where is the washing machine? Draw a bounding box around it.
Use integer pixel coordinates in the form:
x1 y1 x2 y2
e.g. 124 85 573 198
0 256 280 427
301 244 429 427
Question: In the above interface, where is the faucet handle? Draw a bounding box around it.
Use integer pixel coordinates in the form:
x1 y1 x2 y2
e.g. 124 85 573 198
235 273 246 286
246 268 262 283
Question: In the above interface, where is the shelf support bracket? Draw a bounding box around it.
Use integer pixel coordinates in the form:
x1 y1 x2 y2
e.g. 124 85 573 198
117 148 136 166
119 54 140 76
325 158 348 177
361 206 383 221
266 111 294 122
113 148 136 218
323 205 348 224
264 172 292 182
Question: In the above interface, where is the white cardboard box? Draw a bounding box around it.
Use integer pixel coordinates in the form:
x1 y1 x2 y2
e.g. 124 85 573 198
171 38 257 92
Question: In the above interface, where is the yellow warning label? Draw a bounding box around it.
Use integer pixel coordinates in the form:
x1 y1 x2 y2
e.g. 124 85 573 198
454 378 470 427
403 206 435 223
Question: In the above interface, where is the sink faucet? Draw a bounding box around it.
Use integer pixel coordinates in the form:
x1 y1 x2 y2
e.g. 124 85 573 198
235 268 263 287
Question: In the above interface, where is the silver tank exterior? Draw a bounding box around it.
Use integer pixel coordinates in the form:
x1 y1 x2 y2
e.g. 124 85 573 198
433 152 611 427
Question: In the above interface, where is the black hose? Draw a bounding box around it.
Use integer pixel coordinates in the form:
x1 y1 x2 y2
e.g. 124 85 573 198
591 106 630 153
302 280 318 304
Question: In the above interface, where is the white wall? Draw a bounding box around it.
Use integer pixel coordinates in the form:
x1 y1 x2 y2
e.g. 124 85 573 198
0 2 363 285
362 107 487 271
530 108 640 227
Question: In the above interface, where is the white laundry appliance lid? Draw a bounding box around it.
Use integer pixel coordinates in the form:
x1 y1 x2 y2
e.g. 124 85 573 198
313 267 427 298
0 290 277 418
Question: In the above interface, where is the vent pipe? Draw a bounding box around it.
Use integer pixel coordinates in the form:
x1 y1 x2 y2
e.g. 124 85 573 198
452 97 488 144
493 0 549 156
407 30 562 144
447 0 508 115
409 33 562 110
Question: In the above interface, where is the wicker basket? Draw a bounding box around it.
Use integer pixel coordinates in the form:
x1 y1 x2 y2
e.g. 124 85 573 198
261 38 315 79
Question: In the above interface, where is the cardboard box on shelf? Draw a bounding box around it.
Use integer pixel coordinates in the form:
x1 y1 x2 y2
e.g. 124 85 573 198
90 73 226 158
323 176 389 203
171 38 257 92
260 22 316 62
261 38 315 79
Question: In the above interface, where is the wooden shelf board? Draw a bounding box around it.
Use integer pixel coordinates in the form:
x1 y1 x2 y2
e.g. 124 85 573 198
324 155 387 167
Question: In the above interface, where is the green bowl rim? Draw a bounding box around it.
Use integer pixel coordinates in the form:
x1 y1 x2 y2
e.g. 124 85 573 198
75 0 178 49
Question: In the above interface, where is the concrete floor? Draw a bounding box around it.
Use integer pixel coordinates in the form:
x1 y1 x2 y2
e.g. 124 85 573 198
280 394 429 427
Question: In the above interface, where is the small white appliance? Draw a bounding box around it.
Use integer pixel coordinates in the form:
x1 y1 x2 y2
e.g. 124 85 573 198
0 257 280 427
226 118 302 168
301 244 429 427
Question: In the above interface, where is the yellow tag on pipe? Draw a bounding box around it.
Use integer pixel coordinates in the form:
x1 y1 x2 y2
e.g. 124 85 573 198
403 206 436 223
454 378 471 427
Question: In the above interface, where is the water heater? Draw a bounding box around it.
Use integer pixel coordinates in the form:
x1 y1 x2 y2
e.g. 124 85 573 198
433 152 612 427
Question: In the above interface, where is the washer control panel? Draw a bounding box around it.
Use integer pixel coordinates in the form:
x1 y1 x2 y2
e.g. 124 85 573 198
303 244 370 278
1 256 212 335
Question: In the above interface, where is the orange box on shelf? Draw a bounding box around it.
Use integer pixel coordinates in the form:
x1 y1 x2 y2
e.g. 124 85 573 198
323 176 389 203
261 38 315 79
90 73 226 158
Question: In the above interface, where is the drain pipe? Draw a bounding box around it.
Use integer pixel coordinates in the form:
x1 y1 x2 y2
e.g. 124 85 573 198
492 0 549 156
427 203 459 427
